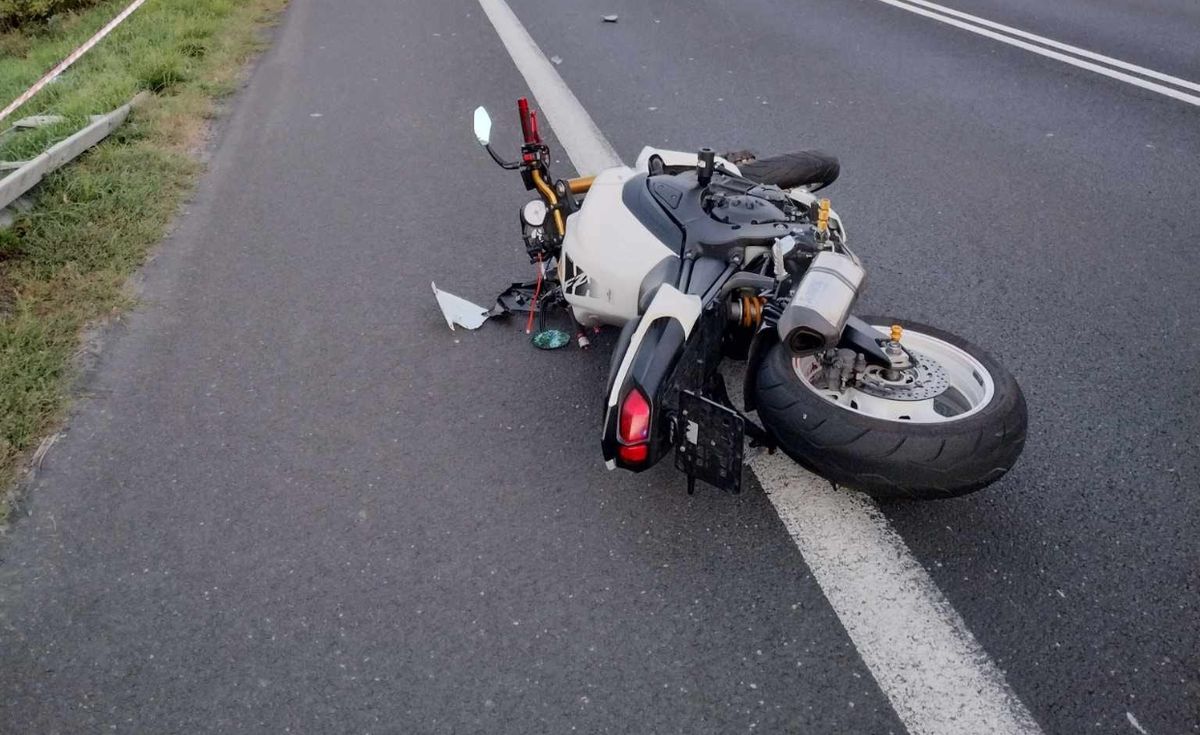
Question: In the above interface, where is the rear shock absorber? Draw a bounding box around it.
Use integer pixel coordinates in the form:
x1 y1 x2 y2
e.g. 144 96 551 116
741 293 766 329
728 292 769 330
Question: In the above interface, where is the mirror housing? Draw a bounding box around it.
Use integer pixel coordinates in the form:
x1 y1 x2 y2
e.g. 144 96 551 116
473 106 492 146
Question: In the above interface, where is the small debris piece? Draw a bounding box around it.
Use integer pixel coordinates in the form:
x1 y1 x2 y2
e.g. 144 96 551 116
533 329 570 350
432 282 490 331
32 431 62 470
1126 712 1148 735
550 55 562 65
602 15 618 23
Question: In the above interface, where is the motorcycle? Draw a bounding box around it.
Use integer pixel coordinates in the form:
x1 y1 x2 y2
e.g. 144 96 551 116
434 98 1027 499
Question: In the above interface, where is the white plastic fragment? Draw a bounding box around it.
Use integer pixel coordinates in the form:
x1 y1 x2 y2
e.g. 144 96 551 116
1126 712 1148 735
431 282 490 331
602 15 618 23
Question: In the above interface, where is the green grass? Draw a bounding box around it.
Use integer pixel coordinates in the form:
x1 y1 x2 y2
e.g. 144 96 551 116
0 0 288 519
1 0 104 30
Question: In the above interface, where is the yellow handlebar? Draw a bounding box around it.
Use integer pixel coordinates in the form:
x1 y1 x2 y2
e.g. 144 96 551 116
531 169 566 237
567 176 594 194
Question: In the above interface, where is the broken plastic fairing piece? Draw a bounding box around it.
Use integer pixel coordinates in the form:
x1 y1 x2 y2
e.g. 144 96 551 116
431 282 490 331
532 329 570 350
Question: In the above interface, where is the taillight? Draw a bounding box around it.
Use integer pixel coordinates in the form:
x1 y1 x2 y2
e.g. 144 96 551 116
618 444 648 463
617 388 651 464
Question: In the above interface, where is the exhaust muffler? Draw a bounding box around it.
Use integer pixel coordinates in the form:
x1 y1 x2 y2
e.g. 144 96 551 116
777 250 865 355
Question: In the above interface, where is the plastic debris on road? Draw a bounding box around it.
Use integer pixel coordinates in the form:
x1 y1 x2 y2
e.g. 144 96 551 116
432 282 490 331
532 329 570 350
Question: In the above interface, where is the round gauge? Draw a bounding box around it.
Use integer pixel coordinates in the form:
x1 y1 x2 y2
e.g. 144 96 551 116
522 199 548 228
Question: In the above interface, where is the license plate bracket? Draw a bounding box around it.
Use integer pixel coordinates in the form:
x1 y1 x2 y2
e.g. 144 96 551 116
674 390 745 494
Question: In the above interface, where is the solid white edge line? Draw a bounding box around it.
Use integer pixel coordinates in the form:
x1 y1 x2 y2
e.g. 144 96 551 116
876 0 1200 107
477 1 1045 733
0 0 148 126
899 0 1200 95
476 0 622 175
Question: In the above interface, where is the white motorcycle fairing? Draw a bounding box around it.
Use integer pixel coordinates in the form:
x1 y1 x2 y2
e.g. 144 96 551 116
431 146 841 337
431 282 491 330
556 165 674 327
558 147 742 329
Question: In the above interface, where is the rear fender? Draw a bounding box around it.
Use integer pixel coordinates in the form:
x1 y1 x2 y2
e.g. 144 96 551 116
601 285 702 470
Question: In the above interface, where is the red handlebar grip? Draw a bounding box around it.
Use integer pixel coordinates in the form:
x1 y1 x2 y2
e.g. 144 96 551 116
517 97 534 144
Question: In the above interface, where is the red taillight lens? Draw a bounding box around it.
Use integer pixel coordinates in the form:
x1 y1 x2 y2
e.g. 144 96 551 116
619 388 651 446
618 443 649 464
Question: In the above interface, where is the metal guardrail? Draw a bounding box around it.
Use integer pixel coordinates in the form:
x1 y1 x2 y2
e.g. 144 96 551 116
0 91 148 215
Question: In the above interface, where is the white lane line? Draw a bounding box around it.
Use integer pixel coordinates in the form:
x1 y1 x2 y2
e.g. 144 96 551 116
899 0 1200 95
877 0 1200 107
751 454 1042 735
478 1 1044 733
476 0 622 176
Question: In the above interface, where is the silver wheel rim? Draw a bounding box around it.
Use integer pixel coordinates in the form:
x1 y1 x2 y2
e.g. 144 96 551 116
792 325 996 424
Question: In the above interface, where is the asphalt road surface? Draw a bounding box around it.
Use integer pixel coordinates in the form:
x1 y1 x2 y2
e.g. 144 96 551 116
2 0 1197 732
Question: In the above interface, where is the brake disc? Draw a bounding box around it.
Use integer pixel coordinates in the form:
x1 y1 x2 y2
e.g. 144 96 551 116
854 350 950 401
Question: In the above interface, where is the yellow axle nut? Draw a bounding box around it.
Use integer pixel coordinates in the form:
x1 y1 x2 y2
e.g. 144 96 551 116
890 324 903 343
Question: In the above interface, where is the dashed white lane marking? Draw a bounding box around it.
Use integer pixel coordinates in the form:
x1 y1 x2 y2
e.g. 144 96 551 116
878 0 1200 107
478 1 1044 733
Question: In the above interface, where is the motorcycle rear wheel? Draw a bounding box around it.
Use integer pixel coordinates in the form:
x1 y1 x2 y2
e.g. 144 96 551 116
754 317 1027 500
736 151 840 192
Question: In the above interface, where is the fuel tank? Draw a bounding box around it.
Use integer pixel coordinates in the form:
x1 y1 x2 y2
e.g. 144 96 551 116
559 166 677 327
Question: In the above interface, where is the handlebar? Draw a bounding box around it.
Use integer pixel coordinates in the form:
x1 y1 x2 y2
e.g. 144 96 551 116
518 97 541 145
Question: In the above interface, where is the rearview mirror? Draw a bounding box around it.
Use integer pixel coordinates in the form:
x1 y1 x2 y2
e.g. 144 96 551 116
473 106 492 146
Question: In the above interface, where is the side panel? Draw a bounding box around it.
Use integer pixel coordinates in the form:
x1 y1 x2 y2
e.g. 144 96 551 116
560 166 676 326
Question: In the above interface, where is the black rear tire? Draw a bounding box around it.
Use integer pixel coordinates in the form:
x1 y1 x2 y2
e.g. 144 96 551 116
737 151 840 192
754 318 1027 500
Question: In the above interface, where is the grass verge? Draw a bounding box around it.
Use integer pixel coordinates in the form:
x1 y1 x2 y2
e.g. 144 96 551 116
0 0 287 520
